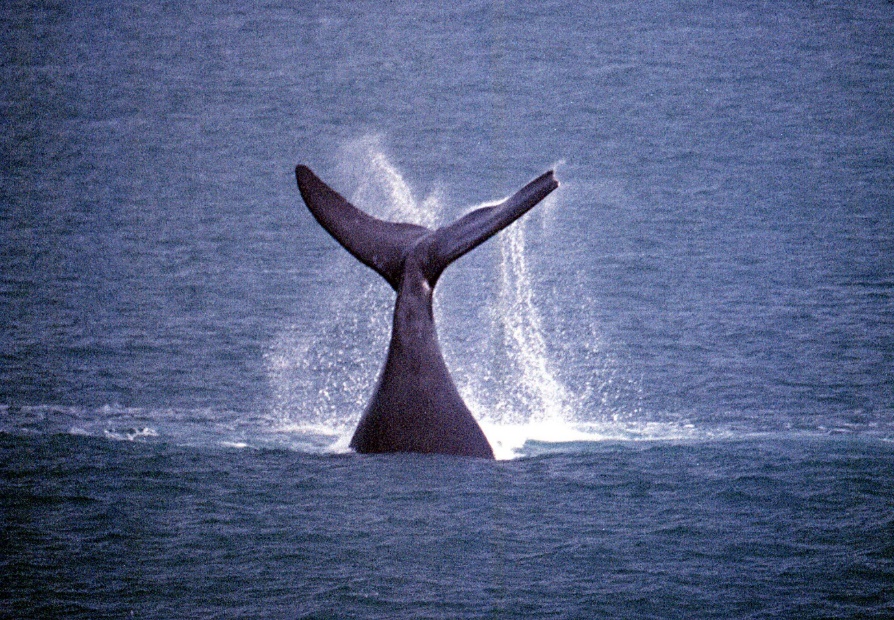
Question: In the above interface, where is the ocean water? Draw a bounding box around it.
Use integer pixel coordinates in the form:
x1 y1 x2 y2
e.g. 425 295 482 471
2 0 893 617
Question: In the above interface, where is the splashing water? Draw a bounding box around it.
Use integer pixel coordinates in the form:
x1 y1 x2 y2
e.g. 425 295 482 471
335 135 442 229
462 218 584 459
498 220 572 422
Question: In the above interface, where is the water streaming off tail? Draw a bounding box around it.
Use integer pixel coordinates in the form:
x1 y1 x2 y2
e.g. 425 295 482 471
461 218 578 457
336 136 442 229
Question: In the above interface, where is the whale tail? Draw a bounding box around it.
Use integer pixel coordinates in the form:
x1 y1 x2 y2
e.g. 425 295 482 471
295 164 558 458
295 165 558 288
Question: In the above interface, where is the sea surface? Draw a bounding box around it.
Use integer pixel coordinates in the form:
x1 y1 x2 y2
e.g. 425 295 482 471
2 0 893 618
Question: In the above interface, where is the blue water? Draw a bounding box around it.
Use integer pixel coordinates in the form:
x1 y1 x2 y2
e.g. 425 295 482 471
3 434 892 618
2 0 893 617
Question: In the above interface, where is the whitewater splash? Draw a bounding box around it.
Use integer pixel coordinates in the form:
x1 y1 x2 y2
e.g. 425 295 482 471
266 137 631 459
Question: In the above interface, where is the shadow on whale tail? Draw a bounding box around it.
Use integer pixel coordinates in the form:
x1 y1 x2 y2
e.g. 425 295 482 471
296 165 558 289
295 165 558 458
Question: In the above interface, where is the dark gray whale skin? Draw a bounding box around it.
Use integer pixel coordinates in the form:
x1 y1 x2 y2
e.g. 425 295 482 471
295 165 558 459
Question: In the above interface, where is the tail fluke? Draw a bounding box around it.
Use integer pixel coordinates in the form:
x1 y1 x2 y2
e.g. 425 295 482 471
423 170 558 284
296 165 558 288
296 165 430 290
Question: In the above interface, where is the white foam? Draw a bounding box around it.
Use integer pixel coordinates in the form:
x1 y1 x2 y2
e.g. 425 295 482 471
220 441 249 449
480 418 592 460
103 426 159 442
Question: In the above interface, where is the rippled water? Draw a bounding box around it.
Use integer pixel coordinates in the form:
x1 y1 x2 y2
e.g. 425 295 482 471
3 434 893 619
